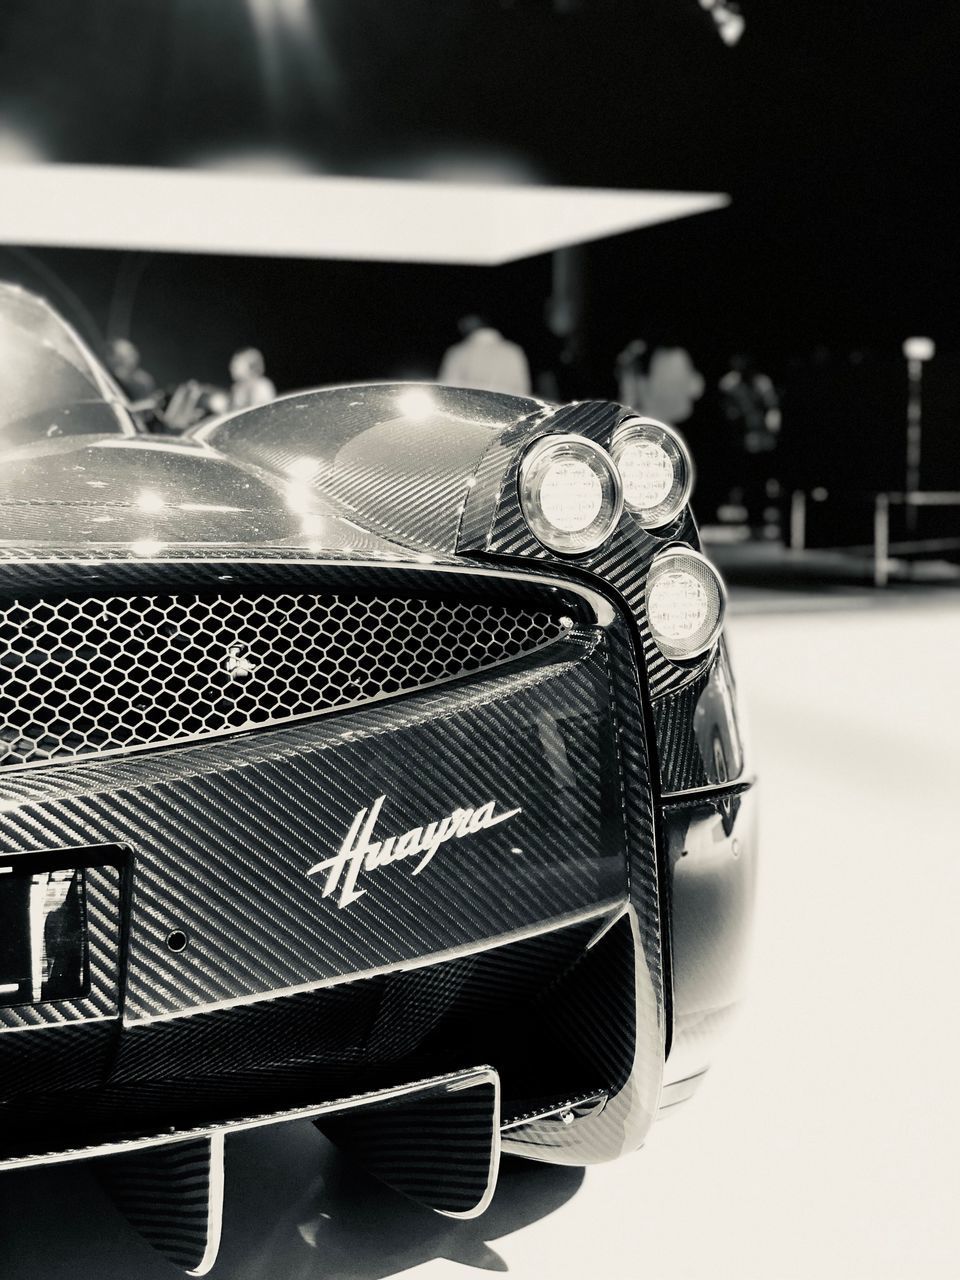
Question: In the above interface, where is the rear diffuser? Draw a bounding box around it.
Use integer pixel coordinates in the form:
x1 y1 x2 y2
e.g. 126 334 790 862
94 1065 499 1272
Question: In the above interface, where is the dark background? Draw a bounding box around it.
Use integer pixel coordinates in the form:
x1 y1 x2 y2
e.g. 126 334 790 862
1 0 958 494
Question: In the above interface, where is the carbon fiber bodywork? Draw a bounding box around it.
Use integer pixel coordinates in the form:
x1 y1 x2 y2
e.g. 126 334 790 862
653 641 746 796
318 1067 501 1218
95 1135 223 1276
0 314 757 1273
1 624 626 1021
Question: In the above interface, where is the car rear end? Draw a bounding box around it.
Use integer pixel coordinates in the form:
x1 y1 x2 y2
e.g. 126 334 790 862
0 382 756 1272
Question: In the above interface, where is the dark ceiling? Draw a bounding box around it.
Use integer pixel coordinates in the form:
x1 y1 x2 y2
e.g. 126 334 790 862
0 0 957 378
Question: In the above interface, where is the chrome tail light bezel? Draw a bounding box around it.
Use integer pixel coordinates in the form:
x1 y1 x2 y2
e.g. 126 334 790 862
518 433 624 556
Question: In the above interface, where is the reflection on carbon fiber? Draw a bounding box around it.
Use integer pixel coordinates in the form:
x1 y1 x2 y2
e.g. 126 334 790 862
95 1136 221 1276
0 915 624 1165
653 642 746 794
0 1126 585 1279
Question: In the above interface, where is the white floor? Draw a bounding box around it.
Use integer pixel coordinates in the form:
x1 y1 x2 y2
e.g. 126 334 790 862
2 592 958 1279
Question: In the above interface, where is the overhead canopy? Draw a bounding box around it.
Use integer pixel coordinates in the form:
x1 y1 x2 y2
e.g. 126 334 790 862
0 163 728 265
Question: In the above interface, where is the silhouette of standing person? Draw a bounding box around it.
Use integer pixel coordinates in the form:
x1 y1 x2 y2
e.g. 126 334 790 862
615 339 704 424
229 347 276 411
439 315 532 396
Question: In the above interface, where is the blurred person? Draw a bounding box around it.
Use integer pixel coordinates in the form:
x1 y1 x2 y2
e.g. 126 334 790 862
229 346 276 411
106 336 230 433
719 352 781 453
718 352 782 536
163 380 230 432
536 288 587 402
105 337 158 408
615 339 704 424
438 314 531 396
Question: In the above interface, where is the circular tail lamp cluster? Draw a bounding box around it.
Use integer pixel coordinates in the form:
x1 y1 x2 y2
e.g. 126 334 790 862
610 417 693 529
518 434 623 554
645 548 726 661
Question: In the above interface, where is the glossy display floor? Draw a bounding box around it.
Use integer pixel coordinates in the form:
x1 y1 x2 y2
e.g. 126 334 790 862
1 585 957 1279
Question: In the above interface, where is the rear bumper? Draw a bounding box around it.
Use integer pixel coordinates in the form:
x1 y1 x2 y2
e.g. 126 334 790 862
0 901 656 1276
0 611 666 1171
0 903 654 1164
0 556 756 1280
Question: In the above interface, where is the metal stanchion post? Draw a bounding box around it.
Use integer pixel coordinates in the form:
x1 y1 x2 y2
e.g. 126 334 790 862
789 490 806 551
874 492 890 588
902 336 935 535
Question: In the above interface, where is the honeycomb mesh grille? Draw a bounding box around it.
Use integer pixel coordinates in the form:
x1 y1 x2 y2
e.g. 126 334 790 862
0 590 567 768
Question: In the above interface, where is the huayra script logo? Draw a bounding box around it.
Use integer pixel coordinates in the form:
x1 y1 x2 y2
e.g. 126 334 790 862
307 795 521 909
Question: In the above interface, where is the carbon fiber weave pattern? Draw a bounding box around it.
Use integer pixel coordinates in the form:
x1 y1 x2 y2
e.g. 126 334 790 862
0 1022 115 1098
502 905 661 1163
0 903 656 1171
654 670 715 794
604 623 667 1051
95 1135 222 1276
319 1068 499 1218
108 917 598 1087
195 384 551 553
0 1067 501 1171
652 640 747 794
0 545 467 572
0 556 593 626
0 918 604 1160
458 399 706 700
0 629 627 1018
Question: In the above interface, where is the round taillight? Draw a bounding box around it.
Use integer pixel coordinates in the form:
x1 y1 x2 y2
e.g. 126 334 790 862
610 417 693 529
519 434 623 554
645 547 726 661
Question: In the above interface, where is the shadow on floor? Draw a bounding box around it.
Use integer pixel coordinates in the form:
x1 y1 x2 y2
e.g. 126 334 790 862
0 1121 585 1278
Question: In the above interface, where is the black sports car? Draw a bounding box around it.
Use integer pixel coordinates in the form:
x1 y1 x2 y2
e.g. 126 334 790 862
0 283 756 1273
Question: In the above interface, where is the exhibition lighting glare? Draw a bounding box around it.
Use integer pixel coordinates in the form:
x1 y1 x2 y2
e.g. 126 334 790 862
0 168 728 264
645 547 726 661
903 336 935 363
286 455 319 480
129 539 165 558
610 417 693 529
135 490 165 513
395 387 436 419
519 434 623 554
